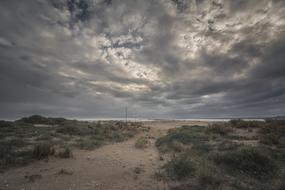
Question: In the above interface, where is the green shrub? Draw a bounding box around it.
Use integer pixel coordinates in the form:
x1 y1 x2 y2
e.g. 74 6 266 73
135 137 149 149
214 148 277 179
217 140 239 151
229 120 265 128
56 126 83 136
259 124 285 135
157 127 206 146
0 147 34 169
107 132 125 142
2 138 27 148
156 133 192 152
164 154 195 180
265 119 285 126
0 138 33 169
169 141 187 152
33 143 54 160
259 124 285 146
57 147 72 158
77 139 103 150
35 134 53 141
206 123 233 135
259 134 280 146
156 125 209 153
197 174 222 189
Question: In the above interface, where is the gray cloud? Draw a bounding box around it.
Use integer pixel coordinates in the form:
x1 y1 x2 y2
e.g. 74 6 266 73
0 0 285 119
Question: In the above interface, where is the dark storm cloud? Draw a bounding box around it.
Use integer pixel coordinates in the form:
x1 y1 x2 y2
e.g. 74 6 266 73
251 38 285 80
0 0 285 119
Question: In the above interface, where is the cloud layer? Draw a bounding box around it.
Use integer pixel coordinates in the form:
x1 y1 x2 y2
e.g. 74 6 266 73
0 0 285 119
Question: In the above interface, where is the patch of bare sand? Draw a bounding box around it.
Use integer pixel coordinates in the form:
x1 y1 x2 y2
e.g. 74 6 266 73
0 120 208 190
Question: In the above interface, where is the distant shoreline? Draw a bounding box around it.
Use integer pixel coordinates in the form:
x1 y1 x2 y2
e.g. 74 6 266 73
76 118 265 122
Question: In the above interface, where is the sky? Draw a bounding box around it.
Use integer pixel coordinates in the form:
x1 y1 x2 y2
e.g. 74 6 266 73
0 0 285 119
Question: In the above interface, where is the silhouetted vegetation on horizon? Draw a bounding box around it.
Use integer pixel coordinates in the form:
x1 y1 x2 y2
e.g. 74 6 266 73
15 115 68 125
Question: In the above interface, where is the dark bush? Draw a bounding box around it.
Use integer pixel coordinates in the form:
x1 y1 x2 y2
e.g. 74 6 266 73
259 124 285 146
135 137 149 149
164 154 195 180
157 126 207 146
56 126 84 136
0 145 34 169
259 134 280 146
278 181 285 190
57 147 72 158
197 174 222 189
206 123 233 135
0 120 14 128
33 143 54 160
77 139 103 150
17 115 50 124
214 148 277 179
229 120 265 128
16 115 67 125
156 126 209 153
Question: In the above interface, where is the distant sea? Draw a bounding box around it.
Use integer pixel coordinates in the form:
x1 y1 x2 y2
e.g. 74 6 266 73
77 118 154 122
77 118 265 122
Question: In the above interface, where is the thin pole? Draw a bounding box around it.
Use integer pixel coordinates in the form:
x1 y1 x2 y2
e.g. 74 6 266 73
125 106 128 123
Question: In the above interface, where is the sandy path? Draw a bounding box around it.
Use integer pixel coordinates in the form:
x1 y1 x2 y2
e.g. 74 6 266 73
0 121 208 190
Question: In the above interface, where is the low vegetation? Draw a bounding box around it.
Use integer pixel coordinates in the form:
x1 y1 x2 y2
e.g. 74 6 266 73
156 125 210 153
57 168 73 175
56 147 72 158
156 120 285 190
163 153 194 180
258 122 285 146
206 123 233 135
214 148 277 179
33 143 54 160
135 137 150 149
24 174 42 182
0 115 147 170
